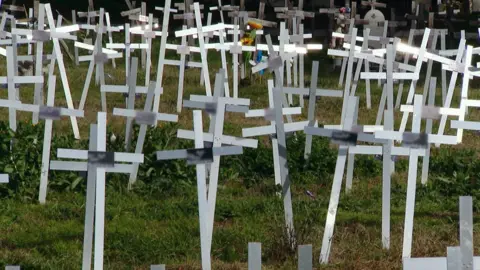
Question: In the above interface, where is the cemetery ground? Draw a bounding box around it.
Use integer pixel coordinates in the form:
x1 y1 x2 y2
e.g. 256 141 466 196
1 44 480 269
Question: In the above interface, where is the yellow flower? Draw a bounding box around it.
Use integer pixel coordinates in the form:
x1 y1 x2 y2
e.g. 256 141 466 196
247 21 263 30
241 37 254 45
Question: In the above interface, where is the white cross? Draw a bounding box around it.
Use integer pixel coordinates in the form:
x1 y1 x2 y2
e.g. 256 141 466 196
43 3 83 139
37 74 85 204
112 81 178 187
304 96 396 262
78 8 123 112
49 112 144 270
106 23 149 83
264 44 297 247
280 61 343 159
178 71 259 258
373 95 458 259
157 110 243 270
1 46 43 132
180 71 258 150
173 3 217 97
242 78 312 190
100 57 150 150
153 0 174 114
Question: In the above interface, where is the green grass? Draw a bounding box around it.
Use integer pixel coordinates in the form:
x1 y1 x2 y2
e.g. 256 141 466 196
1 38 480 269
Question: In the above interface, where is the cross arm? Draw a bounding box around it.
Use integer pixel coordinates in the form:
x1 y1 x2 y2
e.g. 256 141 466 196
245 108 302 118
50 161 134 173
120 8 141 17
177 130 258 149
112 108 178 123
361 0 387 8
175 23 230 37
243 121 317 137
182 100 249 114
374 131 458 145
282 87 343 98
56 149 144 163
156 146 243 161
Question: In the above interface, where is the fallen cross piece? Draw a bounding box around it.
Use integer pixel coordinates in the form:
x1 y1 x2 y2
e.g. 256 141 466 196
403 196 476 270
157 146 243 165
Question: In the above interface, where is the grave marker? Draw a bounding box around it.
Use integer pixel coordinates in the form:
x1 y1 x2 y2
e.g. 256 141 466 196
157 109 242 270
113 81 178 187
49 112 144 270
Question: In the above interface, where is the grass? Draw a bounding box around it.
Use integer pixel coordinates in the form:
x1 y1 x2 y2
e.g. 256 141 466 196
1 37 480 269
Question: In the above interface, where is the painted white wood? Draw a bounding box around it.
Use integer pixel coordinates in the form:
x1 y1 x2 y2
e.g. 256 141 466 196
398 29 431 133
193 110 212 270
447 247 462 270
248 242 262 270
304 61 319 159
319 96 357 264
105 12 116 69
421 78 436 185
422 30 439 104
456 46 473 144
176 26 188 112
32 6 45 125
340 28 358 125
44 4 81 139
112 83 177 187
460 196 474 270
231 21 240 98
6 46 17 132
38 76 56 204
125 58 139 151
200 11 213 86
299 24 305 108
193 2 212 96
350 28 370 108
338 21 355 87
402 94 424 259
271 78 295 244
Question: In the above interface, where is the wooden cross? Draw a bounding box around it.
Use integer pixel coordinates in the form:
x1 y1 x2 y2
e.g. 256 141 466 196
77 10 99 36
176 71 258 262
49 112 144 270
242 78 312 190
174 4 228 97
180 72 258 151
76 11 122 85
157 110 243 270
374 95 459 259
306 95 358 264
297 61 343 159
37 75 85 204
405 3 427 29
1 46 43 132
78 8 123 112
100 57 152 151
256 36 298 245
113 81 178 187
397 29 456 133
106 23 148 83
361 0 387 10
0 74 84 204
